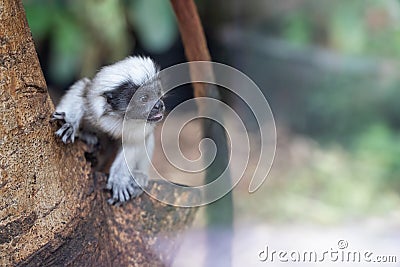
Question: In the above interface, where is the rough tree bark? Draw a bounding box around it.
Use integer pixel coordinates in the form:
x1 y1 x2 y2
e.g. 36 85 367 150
0 1 198 266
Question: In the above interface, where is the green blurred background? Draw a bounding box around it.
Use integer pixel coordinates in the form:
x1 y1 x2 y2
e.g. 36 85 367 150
24 0 400 265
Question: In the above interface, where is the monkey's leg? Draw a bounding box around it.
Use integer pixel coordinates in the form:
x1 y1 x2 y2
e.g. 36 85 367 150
136 133 154 175
51 78 91 144
106 147 148 204
79 131 98 146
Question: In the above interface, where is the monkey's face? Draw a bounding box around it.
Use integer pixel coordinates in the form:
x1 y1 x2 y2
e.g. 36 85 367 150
103 78 165 123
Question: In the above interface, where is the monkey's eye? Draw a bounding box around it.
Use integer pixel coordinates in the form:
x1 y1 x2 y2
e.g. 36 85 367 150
140 95 149 103
103 92 114 104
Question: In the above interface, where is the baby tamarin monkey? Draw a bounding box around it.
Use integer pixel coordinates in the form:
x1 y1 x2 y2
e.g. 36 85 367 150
51 56 165 204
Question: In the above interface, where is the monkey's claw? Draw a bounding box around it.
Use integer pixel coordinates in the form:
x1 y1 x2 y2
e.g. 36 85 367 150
106 172 148 205
51 111 66 122
55 122 76 144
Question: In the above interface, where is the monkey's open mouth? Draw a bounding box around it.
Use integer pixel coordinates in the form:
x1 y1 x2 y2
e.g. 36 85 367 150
147 112 164 122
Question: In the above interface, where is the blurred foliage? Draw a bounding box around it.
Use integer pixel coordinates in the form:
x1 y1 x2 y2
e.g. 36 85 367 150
355 123 400 191
23 0 178 84
210 0 400 223
286 0 400 56
237 123 400 224
298 73 400 145
282 12 312 47
128 0 178 53
217 0 400 144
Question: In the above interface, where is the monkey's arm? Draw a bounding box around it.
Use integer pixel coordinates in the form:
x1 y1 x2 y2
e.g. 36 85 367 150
52 78 91 143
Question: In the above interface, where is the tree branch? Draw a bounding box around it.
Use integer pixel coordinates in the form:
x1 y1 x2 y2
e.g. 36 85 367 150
169 1 234 266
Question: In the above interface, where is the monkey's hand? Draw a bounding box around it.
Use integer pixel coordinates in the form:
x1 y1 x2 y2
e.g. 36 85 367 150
51 112 78 144
106 171 148 205
51 78 89 144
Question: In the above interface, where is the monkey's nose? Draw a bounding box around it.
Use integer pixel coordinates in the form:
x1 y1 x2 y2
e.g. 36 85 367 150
154 100 164 110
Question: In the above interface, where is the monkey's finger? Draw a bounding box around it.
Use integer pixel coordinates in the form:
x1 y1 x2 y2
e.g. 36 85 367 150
56 123 74 139
108 198 123 206
123 189 130 202
54 111 66 117
51 111 66 121
127 184 136 195
112 187 119 200
118 189 126 203
55 123 70 137
62 127 74 144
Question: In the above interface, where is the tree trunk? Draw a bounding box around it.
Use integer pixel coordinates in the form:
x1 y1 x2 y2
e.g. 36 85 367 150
0 1 198 266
